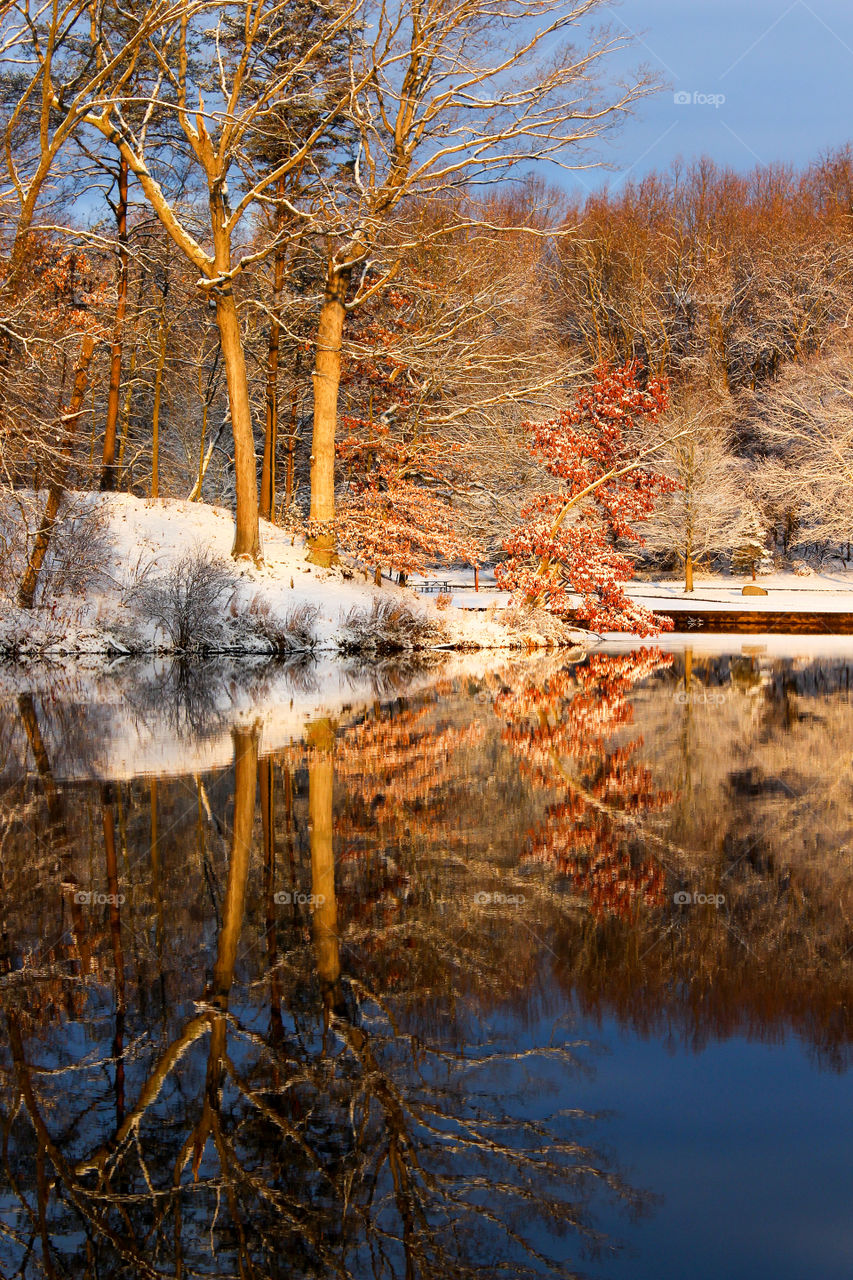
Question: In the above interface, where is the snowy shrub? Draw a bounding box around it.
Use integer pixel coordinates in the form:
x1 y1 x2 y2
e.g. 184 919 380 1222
281 602 320 650
0 604 74 657
112 550 159 608
435 592 453 611
132 546 238 652
236 595 319 653
0 491 112 606
337 598 446 654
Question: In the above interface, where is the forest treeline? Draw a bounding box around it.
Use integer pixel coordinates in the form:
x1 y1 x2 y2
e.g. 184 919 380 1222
1 0 852 593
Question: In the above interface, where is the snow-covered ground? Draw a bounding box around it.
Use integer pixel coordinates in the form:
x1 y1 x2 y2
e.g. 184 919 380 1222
7 494 853 659
0 493 537 655
626 570 853 614
412 567 853 615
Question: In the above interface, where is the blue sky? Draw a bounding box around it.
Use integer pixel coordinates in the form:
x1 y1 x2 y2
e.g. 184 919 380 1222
564 0 853 195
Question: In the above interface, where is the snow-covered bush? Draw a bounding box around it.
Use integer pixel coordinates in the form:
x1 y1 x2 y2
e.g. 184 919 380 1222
131 546 238 652
235 595 319 653
0 604 79 657
337 598 446 654
0 491 112 605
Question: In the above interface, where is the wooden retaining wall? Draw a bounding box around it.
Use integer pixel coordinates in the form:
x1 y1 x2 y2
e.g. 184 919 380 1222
650 610 853 635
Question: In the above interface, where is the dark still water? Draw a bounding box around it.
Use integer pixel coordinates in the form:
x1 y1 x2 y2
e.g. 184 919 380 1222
1 644 852 1279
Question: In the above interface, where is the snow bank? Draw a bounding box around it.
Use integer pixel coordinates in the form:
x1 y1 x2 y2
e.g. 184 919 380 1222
0 492 536 656
626 571 853 614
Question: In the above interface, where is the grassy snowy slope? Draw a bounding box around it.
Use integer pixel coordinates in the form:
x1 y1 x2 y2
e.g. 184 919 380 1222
0 493 536 656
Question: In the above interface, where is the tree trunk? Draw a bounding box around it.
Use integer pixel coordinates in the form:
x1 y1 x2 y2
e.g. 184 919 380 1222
117 270 147 481
307 718 341 1023
100 152 129 492
150 305 167 500
102 783 126 1125
260 241 285 522
215 288 260 561
18 334 96 609
284 375 299 514
188 417 227 503
685 553 694 592
308 261 352 566
193 365 209 501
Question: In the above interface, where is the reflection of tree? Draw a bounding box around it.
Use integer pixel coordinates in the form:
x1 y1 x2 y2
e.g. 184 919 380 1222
496 652 674 919
7 655 853 1274
0 709 634 1279
540 649 853 1062
335 694 486 853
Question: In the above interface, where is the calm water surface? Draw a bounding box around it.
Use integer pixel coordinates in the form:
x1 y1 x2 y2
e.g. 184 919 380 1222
1 644 852 1278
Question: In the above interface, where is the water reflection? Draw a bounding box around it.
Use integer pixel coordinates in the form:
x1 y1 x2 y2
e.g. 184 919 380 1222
1 647 853 1276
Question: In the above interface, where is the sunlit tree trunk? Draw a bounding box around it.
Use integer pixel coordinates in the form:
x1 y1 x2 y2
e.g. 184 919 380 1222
150 299 167 500
216 285 260 560
307 718 341 1025
308 261 353 565
194 364 209 501
117 269 146 482
284 377 299 514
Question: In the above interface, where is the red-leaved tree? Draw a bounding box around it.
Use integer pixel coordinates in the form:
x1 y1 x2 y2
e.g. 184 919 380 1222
496 361 677 634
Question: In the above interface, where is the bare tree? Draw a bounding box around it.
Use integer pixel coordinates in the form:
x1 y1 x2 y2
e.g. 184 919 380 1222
643 400 753 590
302 0 657 562
74 0 360 559
751 352 853 558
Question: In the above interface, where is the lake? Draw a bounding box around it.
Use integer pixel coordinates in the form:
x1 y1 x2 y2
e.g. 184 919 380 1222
1 641 852 1278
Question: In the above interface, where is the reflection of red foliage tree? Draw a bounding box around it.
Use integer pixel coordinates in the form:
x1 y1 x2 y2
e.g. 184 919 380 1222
496 651 674 919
